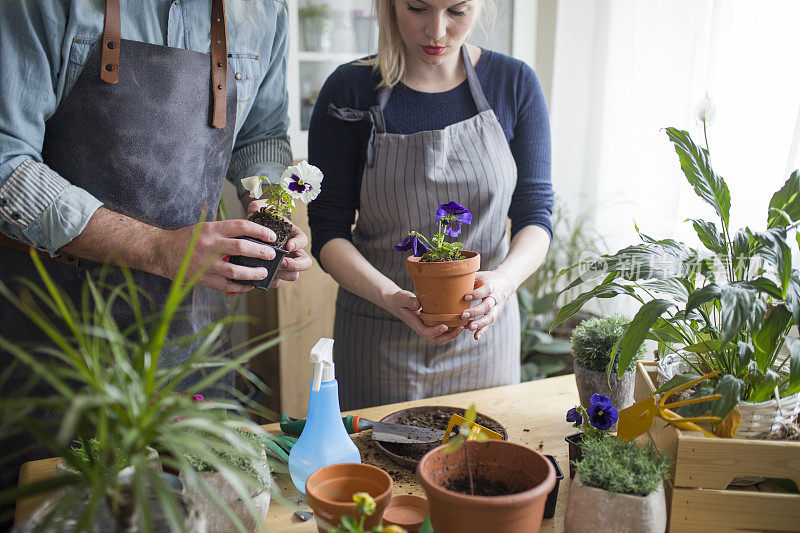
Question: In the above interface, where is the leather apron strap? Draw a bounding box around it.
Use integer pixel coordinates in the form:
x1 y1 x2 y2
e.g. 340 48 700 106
100 0 229 128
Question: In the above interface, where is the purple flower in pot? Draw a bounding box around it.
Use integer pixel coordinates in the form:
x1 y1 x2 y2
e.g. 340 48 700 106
436 201 473 238
587 393 619 431
394 201 472 262
394 234 431 257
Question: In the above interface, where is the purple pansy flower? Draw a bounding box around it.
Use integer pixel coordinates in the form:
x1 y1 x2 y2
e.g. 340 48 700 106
287 173 312 194
436 202 472 238
587 393 618 431
566 407 582 425
394 234 431 257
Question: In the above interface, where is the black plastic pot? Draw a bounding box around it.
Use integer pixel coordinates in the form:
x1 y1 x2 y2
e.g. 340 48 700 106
564 432 583 479
228 237 288 291
543 454 563 519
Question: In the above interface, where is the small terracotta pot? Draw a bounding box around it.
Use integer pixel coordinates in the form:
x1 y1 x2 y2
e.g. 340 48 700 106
382 494 429 532
406 251 480 327
305 463 392 533
416 440 555 533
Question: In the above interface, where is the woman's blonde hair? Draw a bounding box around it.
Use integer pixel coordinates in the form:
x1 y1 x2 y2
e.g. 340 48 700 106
359 0 495 88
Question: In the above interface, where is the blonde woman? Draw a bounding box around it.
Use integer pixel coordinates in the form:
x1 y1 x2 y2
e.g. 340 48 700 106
307 0 553 409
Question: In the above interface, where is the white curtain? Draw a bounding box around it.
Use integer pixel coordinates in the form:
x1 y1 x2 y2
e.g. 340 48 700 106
550 0 800 254
548 0 800 314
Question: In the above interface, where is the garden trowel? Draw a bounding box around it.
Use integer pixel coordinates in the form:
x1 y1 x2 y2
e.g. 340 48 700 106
280 414 445 444
617 371 722 441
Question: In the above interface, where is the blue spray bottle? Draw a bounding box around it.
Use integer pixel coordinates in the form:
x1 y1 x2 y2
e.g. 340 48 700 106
288 338 361 493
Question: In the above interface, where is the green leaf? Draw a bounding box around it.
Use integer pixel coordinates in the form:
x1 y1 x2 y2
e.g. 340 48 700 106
785 272 800 325
731 228 752 279
419 516 434 533
719 284 756 345
682 338 735 353
768 170 800 228
686 283 721 316
749 369 781 403
750 228 791 298
665 127 731 228
753 305 791 372
639 279 690 303
616 299 675 378
551 281 636 330
710 375 744 424
647 317 686 344
748 277 783 299
782 336 800 396
690 218 727 254
654 372 702 395
675 387 715 418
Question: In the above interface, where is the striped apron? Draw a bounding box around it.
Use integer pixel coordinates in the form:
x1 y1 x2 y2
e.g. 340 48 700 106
328 46 521 410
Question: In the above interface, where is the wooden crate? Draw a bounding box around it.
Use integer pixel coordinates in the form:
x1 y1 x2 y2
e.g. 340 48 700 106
634 361 800 532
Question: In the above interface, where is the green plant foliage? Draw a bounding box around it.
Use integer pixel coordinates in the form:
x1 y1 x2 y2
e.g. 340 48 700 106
553 126 800 416
571 315 644 373
0 220 298 532
576 437 670 497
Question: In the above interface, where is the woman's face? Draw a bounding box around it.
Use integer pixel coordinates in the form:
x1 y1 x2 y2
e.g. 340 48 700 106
393 0 480 68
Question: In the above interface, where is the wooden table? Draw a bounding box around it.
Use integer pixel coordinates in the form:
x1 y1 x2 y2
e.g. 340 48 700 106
18 375 578 531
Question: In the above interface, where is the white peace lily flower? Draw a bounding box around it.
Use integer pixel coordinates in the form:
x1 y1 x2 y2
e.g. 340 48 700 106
280 160 323 203
240 175 264 199
695 93 716 127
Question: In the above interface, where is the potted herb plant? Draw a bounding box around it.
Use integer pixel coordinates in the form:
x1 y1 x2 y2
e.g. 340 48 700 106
571 315 644 411
298 1 335 52
553 123 800 438
564 437 669 533
416 406 555 533
236 161 323 290
564 394 618 478
395 201 480 327
0 226 287 531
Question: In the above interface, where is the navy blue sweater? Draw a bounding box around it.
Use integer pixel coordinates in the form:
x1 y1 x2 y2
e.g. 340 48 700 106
307 49 553 263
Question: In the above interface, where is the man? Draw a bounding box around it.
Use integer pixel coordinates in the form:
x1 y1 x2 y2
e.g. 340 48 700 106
0 0 311 519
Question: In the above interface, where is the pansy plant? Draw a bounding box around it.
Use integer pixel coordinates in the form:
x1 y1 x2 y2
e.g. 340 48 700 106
395 201 472 262
566 393 619 440
241 160 323 219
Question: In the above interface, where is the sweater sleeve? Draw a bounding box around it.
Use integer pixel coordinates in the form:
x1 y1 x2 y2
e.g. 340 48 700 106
307 65 372 264
507 63 554 240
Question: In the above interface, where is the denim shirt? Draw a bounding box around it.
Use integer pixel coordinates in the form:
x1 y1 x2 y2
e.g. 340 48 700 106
0 0 292 254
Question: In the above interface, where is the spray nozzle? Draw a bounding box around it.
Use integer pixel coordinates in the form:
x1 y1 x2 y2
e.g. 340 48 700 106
310 338 335 392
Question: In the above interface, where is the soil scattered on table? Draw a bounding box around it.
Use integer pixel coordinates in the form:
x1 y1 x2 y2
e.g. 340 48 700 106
444 476 520 496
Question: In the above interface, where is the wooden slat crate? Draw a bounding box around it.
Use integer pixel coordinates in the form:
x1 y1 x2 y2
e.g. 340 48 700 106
634 361 800 532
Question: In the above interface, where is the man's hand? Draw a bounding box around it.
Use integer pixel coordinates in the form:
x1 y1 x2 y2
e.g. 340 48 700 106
154 218 279 292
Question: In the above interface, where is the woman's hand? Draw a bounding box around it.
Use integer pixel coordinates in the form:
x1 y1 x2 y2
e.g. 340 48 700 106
387 290 465 345
462 271 516 340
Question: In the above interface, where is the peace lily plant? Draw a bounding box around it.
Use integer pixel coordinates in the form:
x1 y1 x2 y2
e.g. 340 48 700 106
553 116 800 430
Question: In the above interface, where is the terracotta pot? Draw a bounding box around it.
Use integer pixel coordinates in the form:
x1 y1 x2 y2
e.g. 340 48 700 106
305 463 392 533
416 440 555 533
564 473 667 533
405 251 480 327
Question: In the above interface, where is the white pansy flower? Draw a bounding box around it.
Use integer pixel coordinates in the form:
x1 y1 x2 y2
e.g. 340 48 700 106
280 160 323 203
695 93 716 127
240 176 264 199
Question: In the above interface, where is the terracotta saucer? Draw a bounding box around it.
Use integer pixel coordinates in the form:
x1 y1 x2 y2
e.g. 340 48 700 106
382 494 429 533
419 311 467 328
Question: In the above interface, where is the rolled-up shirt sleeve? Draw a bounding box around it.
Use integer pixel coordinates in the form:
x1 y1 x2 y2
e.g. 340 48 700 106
0 2 102 254
225 2 292 195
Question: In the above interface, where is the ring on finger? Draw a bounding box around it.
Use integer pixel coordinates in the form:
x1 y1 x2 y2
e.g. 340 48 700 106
485 295 497 307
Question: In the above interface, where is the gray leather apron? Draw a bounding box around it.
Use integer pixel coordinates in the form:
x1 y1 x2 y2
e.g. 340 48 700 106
329 46 521 410
0 0 236 506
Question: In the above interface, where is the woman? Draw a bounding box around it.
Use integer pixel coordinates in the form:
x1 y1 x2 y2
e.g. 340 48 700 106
308 0 553 409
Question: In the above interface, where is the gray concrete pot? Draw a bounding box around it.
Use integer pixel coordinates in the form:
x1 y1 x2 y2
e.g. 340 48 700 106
564 473 666 533
574 361 635 412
